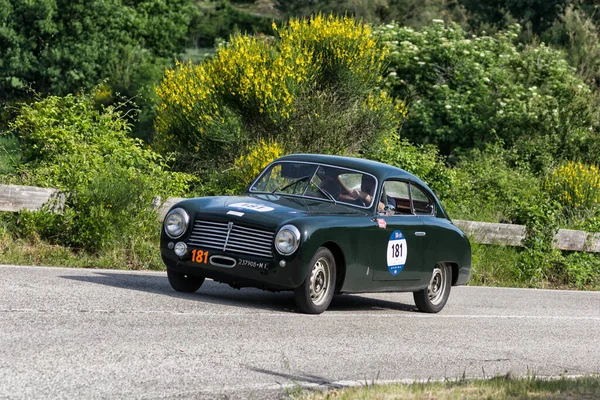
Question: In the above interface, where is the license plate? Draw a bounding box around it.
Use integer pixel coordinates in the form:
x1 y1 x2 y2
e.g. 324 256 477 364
237 258 270 270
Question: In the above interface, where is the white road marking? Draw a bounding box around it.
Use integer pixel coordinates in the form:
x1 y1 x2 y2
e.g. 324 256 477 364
1 308 599 320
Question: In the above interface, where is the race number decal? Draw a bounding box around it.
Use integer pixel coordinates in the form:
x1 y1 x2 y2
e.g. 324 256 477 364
228 202 274 212
387 230 407 275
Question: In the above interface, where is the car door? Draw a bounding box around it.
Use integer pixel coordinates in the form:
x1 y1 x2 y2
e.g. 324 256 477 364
409 183 441 284
371 180 426 284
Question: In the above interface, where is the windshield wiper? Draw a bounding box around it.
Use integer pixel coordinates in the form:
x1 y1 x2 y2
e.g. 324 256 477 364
313 183 337 204
272 175 311 194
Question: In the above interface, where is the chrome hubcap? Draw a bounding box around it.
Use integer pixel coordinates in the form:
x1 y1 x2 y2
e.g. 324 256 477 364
427 267 447 305
309 257 331 306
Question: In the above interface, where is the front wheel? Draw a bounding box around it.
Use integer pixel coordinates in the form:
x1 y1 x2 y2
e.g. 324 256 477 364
294 247 336 314
167 268 205 293
413 264 451 313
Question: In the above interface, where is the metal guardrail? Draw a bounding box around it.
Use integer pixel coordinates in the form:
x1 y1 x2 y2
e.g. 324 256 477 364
1 184 599 253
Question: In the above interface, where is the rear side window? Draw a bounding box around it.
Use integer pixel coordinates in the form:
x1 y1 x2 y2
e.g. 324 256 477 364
411 185 434 215
382 181 411 215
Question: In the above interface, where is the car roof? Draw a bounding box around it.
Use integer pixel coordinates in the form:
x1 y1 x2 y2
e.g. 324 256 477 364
277 154 422 184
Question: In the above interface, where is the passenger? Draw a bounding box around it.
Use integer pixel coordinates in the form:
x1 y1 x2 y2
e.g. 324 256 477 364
348 175 395 213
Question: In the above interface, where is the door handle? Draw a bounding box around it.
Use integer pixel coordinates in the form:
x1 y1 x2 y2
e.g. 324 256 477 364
415 232 426 237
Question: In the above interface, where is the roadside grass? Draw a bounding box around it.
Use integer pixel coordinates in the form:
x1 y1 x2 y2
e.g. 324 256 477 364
296 375 600 400
0 225 163 270
469 243 524 287
0 134 20 175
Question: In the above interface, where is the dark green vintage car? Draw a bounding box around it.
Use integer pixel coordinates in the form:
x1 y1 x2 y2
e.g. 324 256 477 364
161 154 471 314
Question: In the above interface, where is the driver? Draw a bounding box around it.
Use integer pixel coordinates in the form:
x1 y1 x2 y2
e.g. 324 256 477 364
348 175 395 213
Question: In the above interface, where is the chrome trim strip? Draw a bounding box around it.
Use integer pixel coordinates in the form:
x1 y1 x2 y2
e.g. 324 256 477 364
222 221 233 251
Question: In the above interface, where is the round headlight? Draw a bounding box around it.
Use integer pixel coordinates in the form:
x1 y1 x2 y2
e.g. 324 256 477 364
174 241 188 257
275 225 301 255
164 208 190 239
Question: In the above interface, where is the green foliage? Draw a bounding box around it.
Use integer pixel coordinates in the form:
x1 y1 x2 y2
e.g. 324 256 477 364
0 0 194 100
510 193 599 289
377 22 600 169
546 5 600 87
0 215 163 270
277 0 468 29
190 0 275 47
514 200 562 284
443 143 545 223
469 243 521 287
365 133 455 199
0 134 20 176
7 92 193 252
459 0 569 34
155 15 402 177
562 252 600 289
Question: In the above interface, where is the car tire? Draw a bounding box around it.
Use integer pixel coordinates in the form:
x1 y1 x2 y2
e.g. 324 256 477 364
167 268 205 293
413 264 451 313
294 247 336 314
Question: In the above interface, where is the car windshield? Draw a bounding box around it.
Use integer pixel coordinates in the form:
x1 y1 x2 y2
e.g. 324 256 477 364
249 161 377 208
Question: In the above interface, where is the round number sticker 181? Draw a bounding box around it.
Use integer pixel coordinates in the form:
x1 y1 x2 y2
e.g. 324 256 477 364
387 230 407 275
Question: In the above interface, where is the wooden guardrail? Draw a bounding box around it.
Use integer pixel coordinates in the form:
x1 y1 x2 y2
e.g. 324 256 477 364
1 184 599 252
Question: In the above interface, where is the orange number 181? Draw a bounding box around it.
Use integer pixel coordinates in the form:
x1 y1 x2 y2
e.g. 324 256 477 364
191 249 209 264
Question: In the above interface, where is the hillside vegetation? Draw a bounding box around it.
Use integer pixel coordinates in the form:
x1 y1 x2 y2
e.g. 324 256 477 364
1 0 599 289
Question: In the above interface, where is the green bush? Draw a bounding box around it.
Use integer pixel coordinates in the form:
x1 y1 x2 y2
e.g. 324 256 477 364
546 6 600 87
443 143 546 223
364 132 455 199
376 22 600 170
0 134 20 176
459 0 569 34
6 92 193 252
277 0 468 29
190 1 274 47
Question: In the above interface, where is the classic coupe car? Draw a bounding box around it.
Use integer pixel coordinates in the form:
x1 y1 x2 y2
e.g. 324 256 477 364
161 154 471 314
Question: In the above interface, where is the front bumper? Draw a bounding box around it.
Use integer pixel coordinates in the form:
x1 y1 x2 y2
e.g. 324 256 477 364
161 245 305 290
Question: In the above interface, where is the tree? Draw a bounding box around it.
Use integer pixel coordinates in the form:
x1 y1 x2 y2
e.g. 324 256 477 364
459 0 569 34
378 22 600 169
277 0 467 28
0 0 195 101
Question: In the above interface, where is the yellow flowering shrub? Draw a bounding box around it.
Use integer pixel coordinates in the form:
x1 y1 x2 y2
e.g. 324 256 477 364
546 161 600 210
233 139 283 184
154 14 401 174
278 15 387 87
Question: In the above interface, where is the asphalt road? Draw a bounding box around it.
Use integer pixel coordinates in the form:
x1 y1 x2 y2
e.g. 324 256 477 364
0 265 599 399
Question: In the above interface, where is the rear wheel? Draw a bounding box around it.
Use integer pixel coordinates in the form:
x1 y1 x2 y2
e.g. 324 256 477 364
413 264 451 313
167 268 204 293
294 247 336 314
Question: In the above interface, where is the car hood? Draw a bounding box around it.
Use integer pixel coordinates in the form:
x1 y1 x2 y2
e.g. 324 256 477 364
175 194 370 227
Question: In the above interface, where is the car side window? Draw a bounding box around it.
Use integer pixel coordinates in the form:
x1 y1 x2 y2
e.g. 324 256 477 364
411 185 434 215
382 181 411 215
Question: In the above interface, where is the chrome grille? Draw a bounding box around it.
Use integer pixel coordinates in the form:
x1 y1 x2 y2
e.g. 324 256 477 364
187 220 274 258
